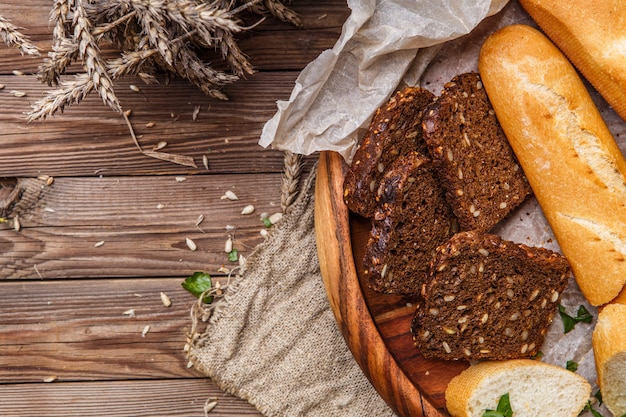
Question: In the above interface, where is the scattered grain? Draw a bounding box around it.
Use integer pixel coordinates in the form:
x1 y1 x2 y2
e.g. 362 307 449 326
175 176 186 182
129 84 140 93
10 90 26 97
153 141 167 151
145 122 155 128
202 154 209 171
221 190 238 200
13 215 20 232
192 105 201 121
269 212 283 225
141 325 151 337
241 205 255 215
185 238 198 251
94 240 105 247
224 236 233 253
12 70 25 76
43 376 57 383
160 292 172 307
123 309 136 318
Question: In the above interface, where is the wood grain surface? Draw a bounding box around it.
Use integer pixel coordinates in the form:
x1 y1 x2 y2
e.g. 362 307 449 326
0 1 350 416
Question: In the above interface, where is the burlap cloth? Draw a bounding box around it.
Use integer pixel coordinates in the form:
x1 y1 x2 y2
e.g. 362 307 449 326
187 163 396 417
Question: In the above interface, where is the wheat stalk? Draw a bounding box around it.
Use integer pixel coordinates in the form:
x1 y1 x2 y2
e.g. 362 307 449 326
280 150 303 213
27 0 300 121
0 15 40 56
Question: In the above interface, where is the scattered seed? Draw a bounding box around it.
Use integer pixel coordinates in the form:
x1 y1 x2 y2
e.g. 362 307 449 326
202 154 209 171
156 203 164 209
44 207 56 213
217 266 230 274
225 224 236 231
0 84 5 89
185 238 197 251
175 176 186 182
241 205 255 215
124 109 133 117
268 212 283 225
43 376 57 383
94 241 105 247
10 90 26 97
13 215 20 232
145 122 155 128
221 190 238 200
204 400 218 414
260 229 269 237
224 236 233 253
153 141 167 151
129 84 141 93
192 105 201 121
141 325 151 337
160 292 172 307
123 309 136 318
12 70 25 76
195 214 205 226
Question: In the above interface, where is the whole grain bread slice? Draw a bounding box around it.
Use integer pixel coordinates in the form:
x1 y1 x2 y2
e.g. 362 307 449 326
422 72 532 232
365 151 458 296
412 231 570 361
344 86 435 218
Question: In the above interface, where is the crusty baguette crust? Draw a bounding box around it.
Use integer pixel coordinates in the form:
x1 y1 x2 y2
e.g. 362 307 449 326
445 359 591 417
520 0 626 123
592 304 626 416
478 24 626 306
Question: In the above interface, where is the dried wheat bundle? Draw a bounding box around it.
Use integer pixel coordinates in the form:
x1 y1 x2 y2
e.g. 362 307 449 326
27 0 300 121
0 14 40 56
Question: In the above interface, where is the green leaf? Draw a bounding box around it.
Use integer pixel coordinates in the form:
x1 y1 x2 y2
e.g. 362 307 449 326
483 393 513 417
228 248 239 262
583 401 605 417
530 350 543 360
559 304 594 334
262 216 272 228
594 390 603 406
181 272 213 303
566 360 578 372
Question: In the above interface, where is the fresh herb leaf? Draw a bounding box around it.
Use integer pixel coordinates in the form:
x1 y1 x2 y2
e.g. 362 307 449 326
182 272 213 303
483 393 513 417
584 401 605 417
594 390 603 406
228 248 239 262
566 360 578 372
530 350 543 360
262 216 272 228
559 304 594 333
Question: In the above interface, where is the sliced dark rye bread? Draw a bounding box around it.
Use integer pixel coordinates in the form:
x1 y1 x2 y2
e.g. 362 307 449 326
343 86 435 218
412 231 570 361
422 72 532 232
365 151 458 296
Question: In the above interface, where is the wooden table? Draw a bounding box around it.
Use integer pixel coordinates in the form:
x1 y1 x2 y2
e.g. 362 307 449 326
0 1 349 415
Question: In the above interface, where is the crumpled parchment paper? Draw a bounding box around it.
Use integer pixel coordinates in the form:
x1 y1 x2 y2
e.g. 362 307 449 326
261 1 624 415
259 0 509 161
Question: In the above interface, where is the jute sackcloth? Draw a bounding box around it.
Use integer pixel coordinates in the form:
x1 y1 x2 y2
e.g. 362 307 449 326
187 163 396 417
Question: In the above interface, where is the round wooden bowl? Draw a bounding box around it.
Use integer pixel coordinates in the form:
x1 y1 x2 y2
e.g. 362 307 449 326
314 150 470 417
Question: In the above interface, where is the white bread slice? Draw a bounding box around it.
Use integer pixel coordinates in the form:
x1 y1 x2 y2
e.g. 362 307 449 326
519 0 626 123
478 24 626 306
592 303 626 416
445 359 591 417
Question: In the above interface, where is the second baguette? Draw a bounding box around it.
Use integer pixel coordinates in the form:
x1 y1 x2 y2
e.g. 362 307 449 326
478 24 626 306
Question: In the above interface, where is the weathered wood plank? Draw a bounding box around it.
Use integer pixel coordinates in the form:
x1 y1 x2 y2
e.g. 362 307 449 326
0 73 318 177
0 172 317 279
0 379 263 417
0 277 221 382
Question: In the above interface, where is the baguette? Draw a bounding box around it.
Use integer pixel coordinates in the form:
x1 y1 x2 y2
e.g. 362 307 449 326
519 0 626 123
478 24 626 306
445 359 591 417
592 303 626 416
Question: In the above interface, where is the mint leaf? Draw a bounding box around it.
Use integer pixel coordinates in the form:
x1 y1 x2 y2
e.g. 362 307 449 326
262 217 272 228
228 248 239 262
566 360 578 372
483 393 513 417
594 390 603 406
584 401 605 417
182 272 213 303
559 304 593 333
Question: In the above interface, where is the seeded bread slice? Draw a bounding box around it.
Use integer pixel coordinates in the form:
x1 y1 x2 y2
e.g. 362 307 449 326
365 151 458 296
412 231 570 361
422 72 532 232
344 86 435 218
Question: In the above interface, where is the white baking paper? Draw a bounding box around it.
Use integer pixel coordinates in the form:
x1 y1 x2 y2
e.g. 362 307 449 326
259 0 509 161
